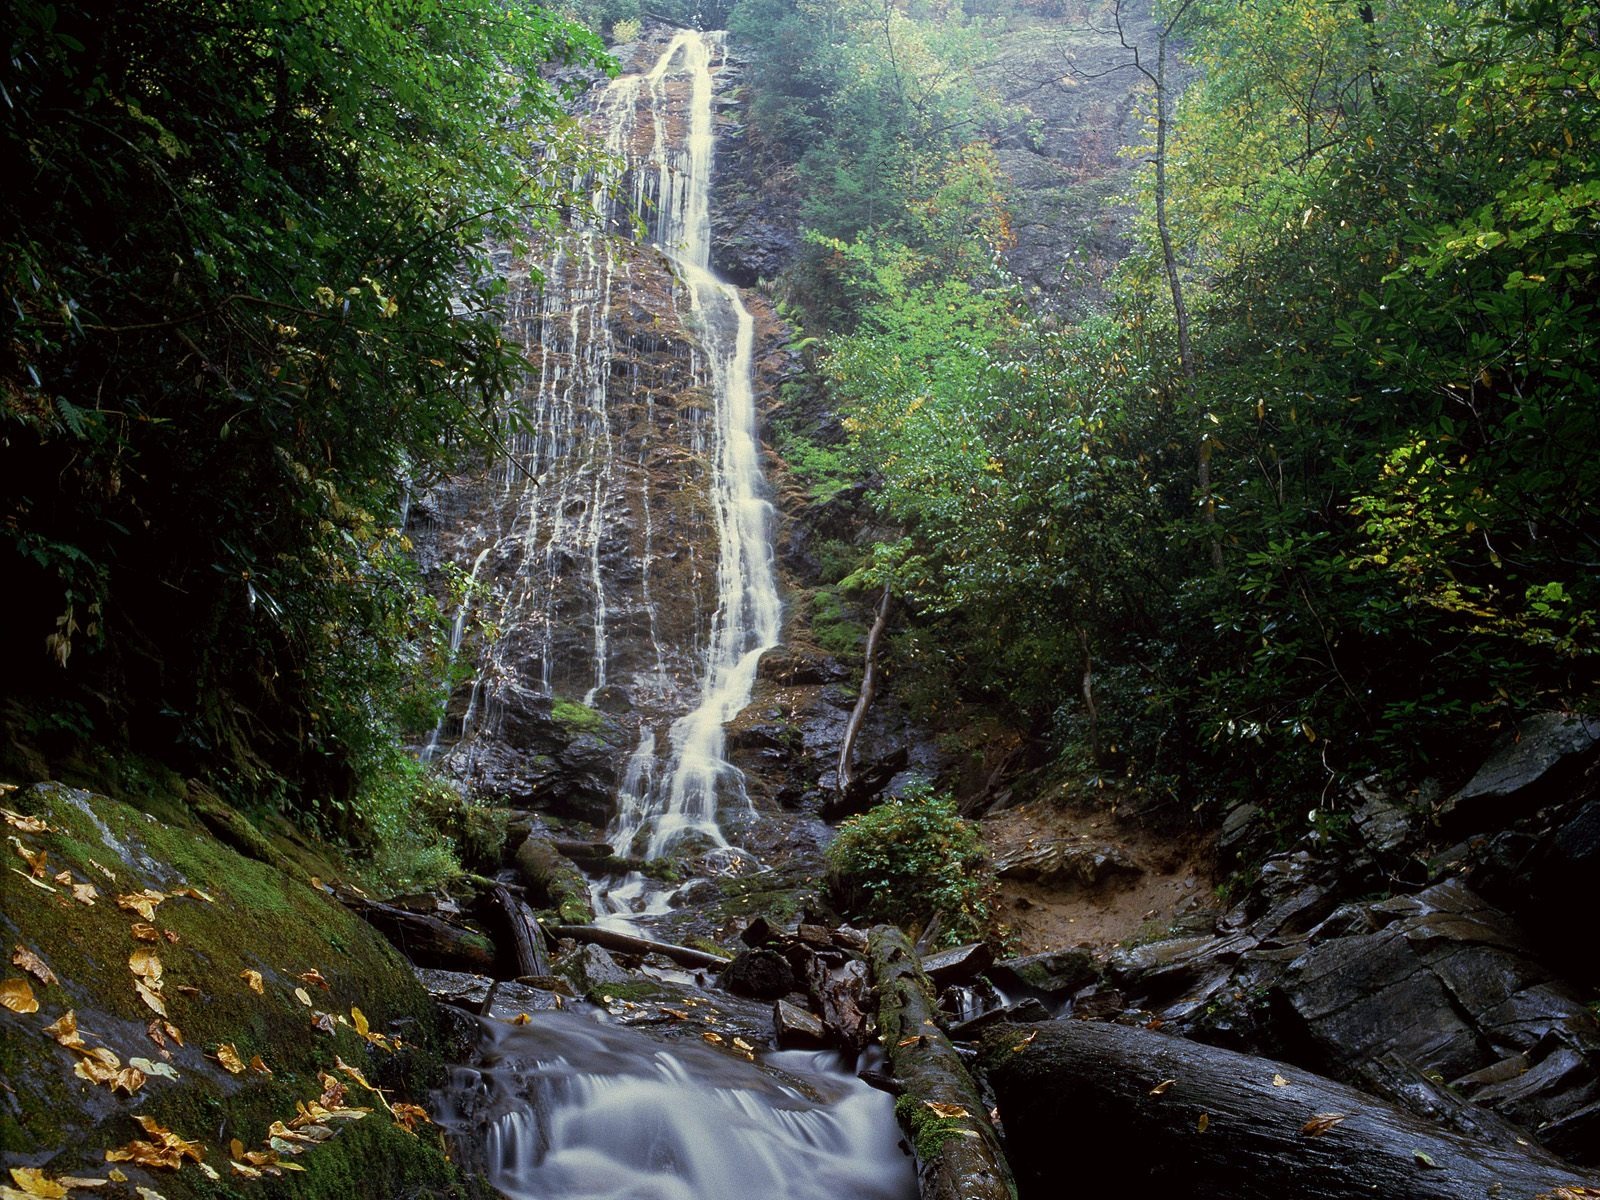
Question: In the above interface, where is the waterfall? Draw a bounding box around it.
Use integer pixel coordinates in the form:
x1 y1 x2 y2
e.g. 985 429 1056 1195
601 30 783 862
432 28 781 889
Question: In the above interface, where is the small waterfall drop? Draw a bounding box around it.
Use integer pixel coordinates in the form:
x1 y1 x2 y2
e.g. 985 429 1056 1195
438 1013 916 1200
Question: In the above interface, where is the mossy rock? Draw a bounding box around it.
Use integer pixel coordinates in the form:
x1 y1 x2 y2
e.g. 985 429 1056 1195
0 782 481 1198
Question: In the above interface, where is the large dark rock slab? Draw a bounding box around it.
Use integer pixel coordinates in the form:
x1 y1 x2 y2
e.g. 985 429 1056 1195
1440 711 1599 831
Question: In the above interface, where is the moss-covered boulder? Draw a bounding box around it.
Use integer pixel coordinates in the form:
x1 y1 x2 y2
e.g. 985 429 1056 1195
0 782 481 1198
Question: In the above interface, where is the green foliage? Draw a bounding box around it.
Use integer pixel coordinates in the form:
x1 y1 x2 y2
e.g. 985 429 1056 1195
810 588 867 657
825 784 994 945
0 1 609 824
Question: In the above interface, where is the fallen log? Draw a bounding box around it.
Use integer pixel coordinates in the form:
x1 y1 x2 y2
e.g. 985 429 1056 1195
545 924 730 971
514 834 594 924
339 892 497 973
868 927 1014 1200
494 885 550 978
980 1020 1599 1200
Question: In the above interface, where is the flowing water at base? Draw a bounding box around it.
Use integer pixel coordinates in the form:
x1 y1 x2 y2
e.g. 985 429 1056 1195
439 1012 916 1200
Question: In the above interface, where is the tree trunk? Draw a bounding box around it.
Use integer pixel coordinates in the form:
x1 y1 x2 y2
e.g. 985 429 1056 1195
339 892 497 973
837 583 893 800
868 927 1015 1200
494 884 550 978
980 1020 1598 1200
545 924 731 971
514 833 595 924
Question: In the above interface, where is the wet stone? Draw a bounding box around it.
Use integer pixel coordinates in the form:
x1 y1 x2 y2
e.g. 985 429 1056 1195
773 998 828 1048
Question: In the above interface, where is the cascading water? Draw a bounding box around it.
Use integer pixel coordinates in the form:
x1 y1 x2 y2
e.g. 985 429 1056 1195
437 1013 916 1200
430 28 781 925
600 30 782 865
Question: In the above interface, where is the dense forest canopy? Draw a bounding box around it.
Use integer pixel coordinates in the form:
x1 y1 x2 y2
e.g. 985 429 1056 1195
3 0 1596 853
734 0 1599 822
2 0 608 839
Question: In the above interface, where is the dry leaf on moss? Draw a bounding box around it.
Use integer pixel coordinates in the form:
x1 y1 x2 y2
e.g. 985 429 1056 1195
10 837 48 878
293 986 312 1007
298 969 330 991
115 892 165 921
248 1054 271 1075
1301 1112 1347 1137
71 882 98 905
240 969 264 994
0 978 39 1014
134 979 167 1017
1 809 50 835
131 924 161 943
44 1010 84 1048
214 1044 246 1074
922 1101 969 1119
171 886 214 903
7 1166 68 1198
8 867 56 893
392 1103 432 1132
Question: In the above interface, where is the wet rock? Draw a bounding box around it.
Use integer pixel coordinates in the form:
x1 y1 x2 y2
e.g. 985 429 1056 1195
739 914 784 947
1270 879 1600 1160
1440 711 1600 832
1349 776 1420 857
922 942 996 987
1217 801 1263 863
486 980 566 1021
986 949 1099 1002
993 840 1142 891
1108 931 1259 1012
415 968 493 1010
564 943 634 995
948 998 1052 1041
720 948 797 1001
773 998 828 1048
668 878 722 907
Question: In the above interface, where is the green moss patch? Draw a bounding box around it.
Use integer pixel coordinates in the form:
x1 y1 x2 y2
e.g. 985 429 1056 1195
0 782 475 1198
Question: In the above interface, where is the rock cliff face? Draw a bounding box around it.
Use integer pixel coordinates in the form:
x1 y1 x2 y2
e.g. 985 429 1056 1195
412 28 801 889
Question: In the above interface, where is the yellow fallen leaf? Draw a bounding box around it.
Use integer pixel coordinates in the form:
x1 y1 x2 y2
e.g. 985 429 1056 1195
90 860 115 882
1010 1029 1038 1052
131 1115 204 1162
172 984 199 998
110 1066 148 1095
53 870 73 885
241 969 264 994
351 1006 369 1036
12 946 57 984
732 1037 755 1052
108 1170 127 1183
8 1167 68 1198
134 978 167 1017
1 809 50 834
196 1163 219 1181
214 1043 246 1074
128 948 162 982
298 968 330 991
56 1177 109 1190
134 1187 167 1200
227 1162 262 1180
1149 1079 1176 1095
702 1031 724 1044
1197 1112 1211 1133
131 924 161 943
71 882 98 905
45 1010 84 1049
163 1020 183 1046
294 986 312 1007
392 1102 432 1131
509 1012 532 1025
1301 1112 1346 1137
129 1056 179 1081
116 892 164 921
171 886 214 903
248 1053 271 1075
1272 1074 1289 1087
10 837 48 878
923 1101 969 1119
0 978 39 1014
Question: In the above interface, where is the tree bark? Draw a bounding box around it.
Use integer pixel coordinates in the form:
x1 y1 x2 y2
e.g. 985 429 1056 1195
494 884 550 978
837 583 893 800
514 833 595 924
980 1020 1598 1200
868 927 1015 1200
545 924 731 971
339 892 497 973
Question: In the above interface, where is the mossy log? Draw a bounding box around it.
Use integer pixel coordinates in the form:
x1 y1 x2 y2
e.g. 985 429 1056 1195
494 884 550 978
980 1020 1600 1200
339 892 497 973
545 924 730 970
868 926 1014 1200
514 833 595 924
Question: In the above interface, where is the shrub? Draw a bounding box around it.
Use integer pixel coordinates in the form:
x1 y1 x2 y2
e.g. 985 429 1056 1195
824 784 994 946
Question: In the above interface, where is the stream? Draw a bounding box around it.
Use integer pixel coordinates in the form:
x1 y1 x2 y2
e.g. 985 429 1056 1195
438 1012 915 1200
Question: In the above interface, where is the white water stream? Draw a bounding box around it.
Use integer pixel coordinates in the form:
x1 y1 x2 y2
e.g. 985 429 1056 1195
598 30 782 865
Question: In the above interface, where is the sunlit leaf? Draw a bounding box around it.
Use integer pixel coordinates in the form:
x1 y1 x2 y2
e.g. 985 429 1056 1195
171 886 214 903
294 986 312 1007
134 979 167 1017
1 809 50 835
1271 1074 1289 1087
45 1010 84 1049
10 837 48 878
214 1043 246 1074
241 969 264 994
1197 1113 1210 1133
131 924 161 943
130 1056 179 1081
71 882 98 906
128 948 162 982
923 1101 969 1118
298 968 330 991
0 978 39 1014
116 892 165 921
7 1167 67 1199
1149 1079 1176 1095
248 1053 271 1075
